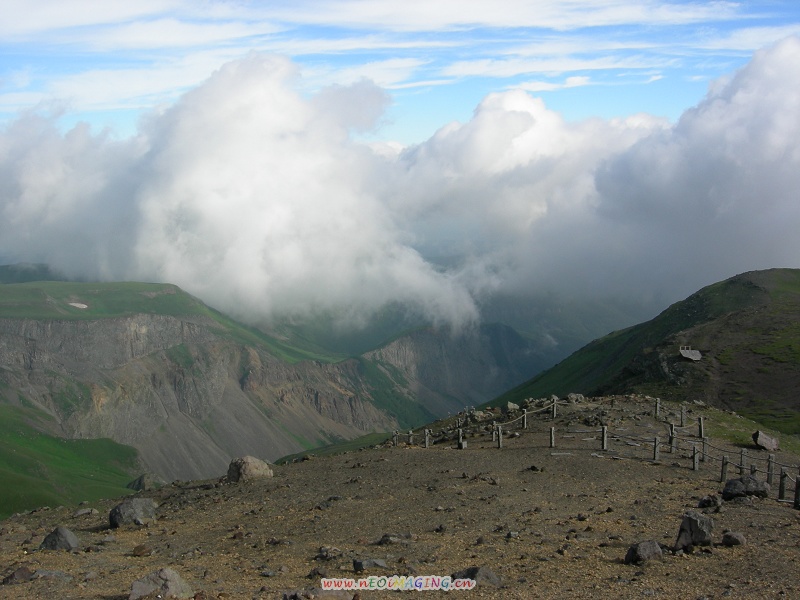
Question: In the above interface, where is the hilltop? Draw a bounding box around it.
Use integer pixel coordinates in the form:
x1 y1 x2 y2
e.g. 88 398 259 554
492 269 800 434
0 395 798 599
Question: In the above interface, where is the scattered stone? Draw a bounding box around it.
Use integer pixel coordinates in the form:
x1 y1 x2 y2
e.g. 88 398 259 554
504 402 519 413
39 526 80 551
722 476 770 501
721 531 746 547
2 565 35 585
132 544 154 557
376 532 413 545
624 540 663 564
227 456 273 483
72 507 98 518
698 495 723 509
109 498 158 529
451 566 501 587
752 430 779 452
353 558 388 572
674 511 714 552
129 568 194 600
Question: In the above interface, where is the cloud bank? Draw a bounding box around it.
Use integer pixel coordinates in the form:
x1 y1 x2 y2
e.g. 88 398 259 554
1 37 800 328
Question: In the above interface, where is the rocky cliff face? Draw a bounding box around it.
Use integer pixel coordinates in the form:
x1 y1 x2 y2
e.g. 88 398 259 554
0 315 396 481
0 317 540 481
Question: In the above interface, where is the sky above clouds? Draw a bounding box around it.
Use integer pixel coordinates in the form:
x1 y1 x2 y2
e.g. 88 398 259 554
1 1 800 331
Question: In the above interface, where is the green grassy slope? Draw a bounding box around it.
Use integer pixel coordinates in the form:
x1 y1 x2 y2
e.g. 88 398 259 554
488 269 800 434
0 405 140 519
0 280 340 364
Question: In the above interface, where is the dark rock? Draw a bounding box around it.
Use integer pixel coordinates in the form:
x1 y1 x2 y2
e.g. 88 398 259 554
227 456 273 482
674 511 714 552
72 507 99 518
721 531 746 546
2 565 35 585
129 567 194 599
451 566 501 587
624 540 663 564
722 476 770 501
353 558 388 572
698 495 723 509
752 430 779 452
39 526 80 551
109 497 158 529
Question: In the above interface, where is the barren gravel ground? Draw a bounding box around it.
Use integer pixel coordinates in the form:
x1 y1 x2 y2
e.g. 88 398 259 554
2 397 800 599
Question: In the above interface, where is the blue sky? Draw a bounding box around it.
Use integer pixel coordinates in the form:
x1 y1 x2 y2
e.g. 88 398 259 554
2 1 800 144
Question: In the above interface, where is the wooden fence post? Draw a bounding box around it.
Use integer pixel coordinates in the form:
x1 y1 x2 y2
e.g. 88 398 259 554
653 436 660 462
392 431 398 447
523 409 528 429
497 425 503 449
655 398 660 419
549 427 556 449
680 404 686 427
692 444 699 471
739 448 747 477
601 426 608 451
457 428 467 450
669 424 677 453
720 455 729 482
424 429 430 449
701 437 708 462
768 454 775 485
492 421 497 442
551 401 557 419
780 468 787 500
698 416 705 439
408 430 413 445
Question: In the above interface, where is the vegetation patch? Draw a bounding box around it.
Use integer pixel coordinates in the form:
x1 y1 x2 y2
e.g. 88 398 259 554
0 405 139 519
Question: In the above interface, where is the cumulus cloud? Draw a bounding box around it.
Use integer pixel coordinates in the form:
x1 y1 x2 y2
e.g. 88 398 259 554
1 37 800 331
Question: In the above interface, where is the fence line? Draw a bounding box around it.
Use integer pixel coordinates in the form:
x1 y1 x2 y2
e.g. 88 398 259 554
389 398 800 509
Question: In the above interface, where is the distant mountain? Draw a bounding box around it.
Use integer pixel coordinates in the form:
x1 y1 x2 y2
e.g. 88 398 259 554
491 269 800 434
0 279 543 487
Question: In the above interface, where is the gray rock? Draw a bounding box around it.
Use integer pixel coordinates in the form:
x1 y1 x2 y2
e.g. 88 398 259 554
227 455 273 482
72 507 99 518
109 498 158 529
504 401 519 413
674 511 714 552
624 540 663 564
722 475 770 501
2 566 35 585
722 531 746 546
353 558 388 572
451 566 501 587
698 495 723 509
39 526 80 551
752 430 779 451
129 567 193 600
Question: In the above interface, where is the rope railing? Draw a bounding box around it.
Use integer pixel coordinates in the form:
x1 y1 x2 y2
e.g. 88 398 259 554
388 397 800 509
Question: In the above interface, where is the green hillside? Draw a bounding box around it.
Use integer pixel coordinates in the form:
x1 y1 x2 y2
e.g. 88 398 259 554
0 280 340 364
489 269 800 434
0 405 140 519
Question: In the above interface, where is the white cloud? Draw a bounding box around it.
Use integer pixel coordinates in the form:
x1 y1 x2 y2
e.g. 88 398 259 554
1 36 800 330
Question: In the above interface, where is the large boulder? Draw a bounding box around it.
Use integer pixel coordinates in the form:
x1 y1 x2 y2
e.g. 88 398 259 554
624 540 663 564
722 475 770 501
674 511 714 552
752 430 779 452
39 526 80 551
126 473 162 492
109 498 158 529
227 456 273 483
129 568 193 600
